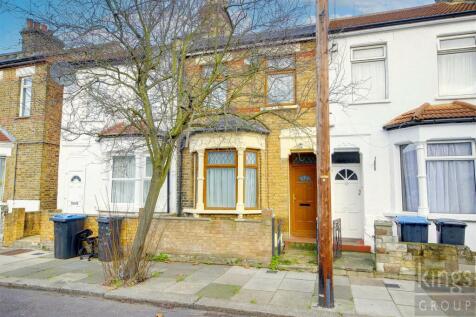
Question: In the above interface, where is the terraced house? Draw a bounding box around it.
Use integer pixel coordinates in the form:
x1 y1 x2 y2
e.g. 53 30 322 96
179 0 476 251
0 20 64 212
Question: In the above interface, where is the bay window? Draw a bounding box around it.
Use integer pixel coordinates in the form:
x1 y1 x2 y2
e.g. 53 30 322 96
245 150 258 208
351 45 387 102
426 142 476 214
111 156 135 204
437 34 476 96
400 144 419 212
205 150 236 208
400 141 476 214
266 56 295 105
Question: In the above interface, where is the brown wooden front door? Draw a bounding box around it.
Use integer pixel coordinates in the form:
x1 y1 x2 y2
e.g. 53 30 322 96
290 154 317 238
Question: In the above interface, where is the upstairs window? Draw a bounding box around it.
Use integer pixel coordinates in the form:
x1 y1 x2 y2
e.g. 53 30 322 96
19 77 32 117
111 156 135 204
202 65 227 109
437 34 476 96
266 56 295 105
351 45 387 102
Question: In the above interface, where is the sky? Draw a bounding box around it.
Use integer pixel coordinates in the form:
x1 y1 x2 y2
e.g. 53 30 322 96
0 0 434 54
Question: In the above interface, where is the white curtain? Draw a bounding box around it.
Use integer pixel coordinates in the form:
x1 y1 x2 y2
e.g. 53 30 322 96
0 157 5 199
245 168 257 208
112 156 135 204
427 143 476 214
352 60 386 102
401 144 419 212
438 51 476 96
207 168 236 208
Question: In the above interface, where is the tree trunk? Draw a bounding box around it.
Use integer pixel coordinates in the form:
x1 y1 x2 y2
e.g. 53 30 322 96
123 169 166 280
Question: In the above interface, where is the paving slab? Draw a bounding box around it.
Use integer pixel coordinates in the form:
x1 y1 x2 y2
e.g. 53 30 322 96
389 289 422 307
184 269 225 283
279 278 315 293
0 257 55 274
230 289 274 305
285 271 317 281
165 281 208 295
354 298 401 317
351 284 393 301
197 283 241 299
384 278 419 292
350 276 385 287
213 270 255 286
106 286 198 305
334 285 353 300
269 289 313 309
242 277 283 292
254 268 287 280
49 272 89 283
334 275 351 286
333 298 356 315
135 276 177 291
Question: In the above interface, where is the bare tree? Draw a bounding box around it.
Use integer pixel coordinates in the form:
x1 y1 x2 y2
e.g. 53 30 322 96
4 0 359 282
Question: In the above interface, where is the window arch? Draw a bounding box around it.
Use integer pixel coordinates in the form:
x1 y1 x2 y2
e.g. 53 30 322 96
335 169 358 181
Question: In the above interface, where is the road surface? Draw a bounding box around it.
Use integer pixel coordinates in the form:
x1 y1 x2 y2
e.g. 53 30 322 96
0 286 248 317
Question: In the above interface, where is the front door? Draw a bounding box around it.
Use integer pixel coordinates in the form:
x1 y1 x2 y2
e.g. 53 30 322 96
67 172 85 212
331 163 363 239
290 154 317 238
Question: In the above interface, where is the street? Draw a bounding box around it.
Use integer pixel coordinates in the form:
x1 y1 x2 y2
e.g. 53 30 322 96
0 286 247 317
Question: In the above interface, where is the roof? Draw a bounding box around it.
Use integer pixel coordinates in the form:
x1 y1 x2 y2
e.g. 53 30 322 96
329 1 476 33
190 114 269 135
383 101 476 130
100 122 142 137
190 2 476 53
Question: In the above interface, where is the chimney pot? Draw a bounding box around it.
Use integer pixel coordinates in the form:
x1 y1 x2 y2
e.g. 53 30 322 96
26 19 33 29
41 24 47 32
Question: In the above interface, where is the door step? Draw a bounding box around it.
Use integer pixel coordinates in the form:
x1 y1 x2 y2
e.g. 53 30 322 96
11 235 42 250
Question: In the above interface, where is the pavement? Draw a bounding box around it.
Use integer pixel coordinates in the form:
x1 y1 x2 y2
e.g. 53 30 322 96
0 248 474 317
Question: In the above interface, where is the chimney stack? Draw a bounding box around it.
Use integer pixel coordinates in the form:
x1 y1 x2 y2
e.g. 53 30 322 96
198 0 233 38
21 18 64 55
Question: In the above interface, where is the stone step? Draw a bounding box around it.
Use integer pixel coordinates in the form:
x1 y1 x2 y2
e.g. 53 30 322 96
11 235 42 250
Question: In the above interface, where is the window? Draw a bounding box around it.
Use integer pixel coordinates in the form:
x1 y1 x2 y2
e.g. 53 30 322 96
437 34 476 96
205 150 236 208
351 45 387 102
426 142 476 214
0 157 5 200
19 77 32 117
334 169 358 181
400 144 419 212
202 65 227 108
143 157 152 203
245 151 258 208
111 156 135 204
266 56 295 105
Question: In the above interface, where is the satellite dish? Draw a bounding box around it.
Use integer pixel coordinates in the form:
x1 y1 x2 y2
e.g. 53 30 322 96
50 61 76 86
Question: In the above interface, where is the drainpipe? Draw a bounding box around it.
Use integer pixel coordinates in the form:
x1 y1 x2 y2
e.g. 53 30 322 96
166 169 170 214
176 136 186 217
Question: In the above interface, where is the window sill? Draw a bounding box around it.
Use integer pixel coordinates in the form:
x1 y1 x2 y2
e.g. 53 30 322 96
348 99 391 106
14 116 31 120
383 212 476 222
260 104 298 111
435 95 476 101
183 208 262 215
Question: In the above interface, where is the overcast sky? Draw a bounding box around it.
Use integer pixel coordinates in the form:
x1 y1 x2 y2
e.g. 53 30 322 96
0 0 435 54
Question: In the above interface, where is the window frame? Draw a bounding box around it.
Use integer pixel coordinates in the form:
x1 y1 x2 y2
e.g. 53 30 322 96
437 33 476 97
201 64 228 109
265 55 296 106
350 44 388 103
143 156 153 204
110 155 137 205
19 76 33 117
204 149 237 210
244 149 259 209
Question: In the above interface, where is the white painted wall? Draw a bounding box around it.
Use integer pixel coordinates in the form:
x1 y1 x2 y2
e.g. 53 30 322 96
58 134 178 215
327 16 476 249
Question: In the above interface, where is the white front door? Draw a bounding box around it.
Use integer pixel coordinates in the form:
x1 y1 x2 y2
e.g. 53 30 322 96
331 163 363 239
67 172 85 212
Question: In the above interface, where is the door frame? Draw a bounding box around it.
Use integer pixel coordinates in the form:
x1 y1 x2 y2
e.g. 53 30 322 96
288 152 317 238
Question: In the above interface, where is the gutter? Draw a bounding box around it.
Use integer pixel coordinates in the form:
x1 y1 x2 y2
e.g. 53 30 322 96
383 117 476 131
0 55 46 69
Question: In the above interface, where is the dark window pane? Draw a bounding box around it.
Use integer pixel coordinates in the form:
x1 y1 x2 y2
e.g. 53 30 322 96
332 152 360 164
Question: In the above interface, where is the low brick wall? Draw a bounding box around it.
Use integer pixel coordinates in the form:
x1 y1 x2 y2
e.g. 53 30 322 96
23 211 41 237
2 208 25 246
375 220 476 285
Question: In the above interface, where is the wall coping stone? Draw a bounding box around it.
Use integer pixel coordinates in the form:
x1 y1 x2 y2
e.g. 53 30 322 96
375 220 392 227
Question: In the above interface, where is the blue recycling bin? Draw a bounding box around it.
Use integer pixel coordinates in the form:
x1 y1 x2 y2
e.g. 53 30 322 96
97 216 123 261
395 216 430 243
50 214 86 259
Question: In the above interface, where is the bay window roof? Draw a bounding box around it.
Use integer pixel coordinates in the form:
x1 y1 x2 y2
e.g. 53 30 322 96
190 114 269 135
384 101 476 130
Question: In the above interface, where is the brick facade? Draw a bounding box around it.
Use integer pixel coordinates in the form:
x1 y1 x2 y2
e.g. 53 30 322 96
181 41 317 235
0 23 63 211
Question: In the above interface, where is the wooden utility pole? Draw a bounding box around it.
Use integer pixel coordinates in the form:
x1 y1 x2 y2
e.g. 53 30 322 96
315 0 334 308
